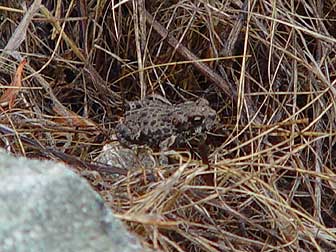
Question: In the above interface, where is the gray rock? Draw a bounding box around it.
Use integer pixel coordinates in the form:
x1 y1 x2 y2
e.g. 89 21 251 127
94 142 156 173
0 152 143 252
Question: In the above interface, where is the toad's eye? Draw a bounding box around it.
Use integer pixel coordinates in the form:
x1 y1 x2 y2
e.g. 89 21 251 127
191 116 204 126
192 116 202 122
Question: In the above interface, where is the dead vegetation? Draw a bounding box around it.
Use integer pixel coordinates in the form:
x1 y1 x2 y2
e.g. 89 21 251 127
1 0 336 251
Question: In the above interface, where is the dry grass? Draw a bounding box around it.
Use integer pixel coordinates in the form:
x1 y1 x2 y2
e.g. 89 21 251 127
1 0 336 251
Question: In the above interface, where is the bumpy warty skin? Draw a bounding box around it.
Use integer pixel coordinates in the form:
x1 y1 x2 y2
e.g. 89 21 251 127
116 96 216 149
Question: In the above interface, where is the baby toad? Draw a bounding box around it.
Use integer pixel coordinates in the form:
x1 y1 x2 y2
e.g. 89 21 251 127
115 95 216 153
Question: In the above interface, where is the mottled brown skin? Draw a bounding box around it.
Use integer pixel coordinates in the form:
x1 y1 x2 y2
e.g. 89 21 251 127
116 96 216 150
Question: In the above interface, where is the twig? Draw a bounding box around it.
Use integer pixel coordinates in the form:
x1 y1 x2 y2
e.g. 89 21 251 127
143 8 236 98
